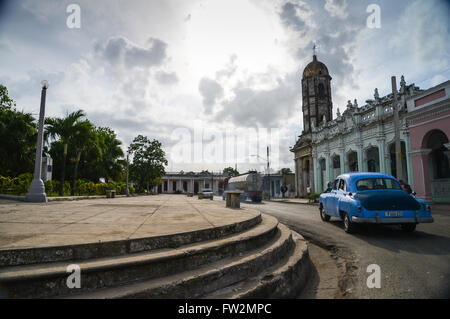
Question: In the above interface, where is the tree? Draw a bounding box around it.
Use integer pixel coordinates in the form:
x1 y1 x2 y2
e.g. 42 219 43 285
0 85 37 177
45 110 87 195
279 168 293 175
77 127 124 183
223 167 239 177
70 119 95 195
129 135 167 193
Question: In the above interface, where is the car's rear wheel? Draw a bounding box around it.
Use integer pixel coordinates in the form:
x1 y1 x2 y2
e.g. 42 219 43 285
343 212 356 234
319 205 331 222
401 223 416 232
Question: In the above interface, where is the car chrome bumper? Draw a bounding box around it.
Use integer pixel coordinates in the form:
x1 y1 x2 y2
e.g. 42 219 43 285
351 216 434 224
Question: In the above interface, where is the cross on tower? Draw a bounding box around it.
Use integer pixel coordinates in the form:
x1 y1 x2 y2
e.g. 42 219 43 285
313 43 316 56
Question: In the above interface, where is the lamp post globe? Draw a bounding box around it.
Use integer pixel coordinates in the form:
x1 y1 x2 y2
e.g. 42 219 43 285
25 81 49 203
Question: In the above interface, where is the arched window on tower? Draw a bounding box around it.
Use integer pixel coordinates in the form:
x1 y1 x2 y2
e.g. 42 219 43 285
318 83 325 97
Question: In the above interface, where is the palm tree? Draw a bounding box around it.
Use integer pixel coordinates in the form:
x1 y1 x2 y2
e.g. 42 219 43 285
45 110 86 195
70 119 95 195
94 127 124 182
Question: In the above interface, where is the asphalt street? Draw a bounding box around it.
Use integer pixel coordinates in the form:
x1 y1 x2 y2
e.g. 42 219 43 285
236 199 450 299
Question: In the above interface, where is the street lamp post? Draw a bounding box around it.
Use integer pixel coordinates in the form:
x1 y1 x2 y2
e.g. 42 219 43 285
25 80 49 203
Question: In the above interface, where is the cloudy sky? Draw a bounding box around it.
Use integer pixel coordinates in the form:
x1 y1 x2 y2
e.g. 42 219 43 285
0 0 449 173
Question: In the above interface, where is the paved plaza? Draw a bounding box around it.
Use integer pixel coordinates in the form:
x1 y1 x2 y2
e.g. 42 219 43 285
0 195 259 250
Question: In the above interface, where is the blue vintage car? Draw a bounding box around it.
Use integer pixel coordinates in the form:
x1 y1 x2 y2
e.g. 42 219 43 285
319 172 433 233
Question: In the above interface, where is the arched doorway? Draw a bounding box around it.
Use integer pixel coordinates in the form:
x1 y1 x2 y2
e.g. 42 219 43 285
366 147 380 172
348 151 358 172
426 130 450 203
332 155 341 178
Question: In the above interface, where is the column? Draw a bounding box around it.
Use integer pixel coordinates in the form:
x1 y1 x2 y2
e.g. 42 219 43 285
357 144 363 172
410 149 432 201
309 155 314 194
378 138 386 172
404 132 414 187
339 148 345 175
297 158 303 197
313 153 319 194
325 152 331 184
294 158 300 197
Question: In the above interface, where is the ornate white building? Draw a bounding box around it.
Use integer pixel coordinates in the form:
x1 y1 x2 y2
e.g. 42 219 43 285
292 54 424 195
311 77 422 193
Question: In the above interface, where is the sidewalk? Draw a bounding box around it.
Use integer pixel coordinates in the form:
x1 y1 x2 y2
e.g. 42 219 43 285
0 194 260 250
431 204 450 213
267 198 317 205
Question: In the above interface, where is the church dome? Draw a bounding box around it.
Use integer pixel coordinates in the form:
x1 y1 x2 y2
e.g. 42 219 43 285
303 55 329 78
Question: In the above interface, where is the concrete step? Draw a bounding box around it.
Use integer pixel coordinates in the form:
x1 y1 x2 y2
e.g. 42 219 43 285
62 223 294 299
202 232 310 299
0 215 278 298
0 213 262 267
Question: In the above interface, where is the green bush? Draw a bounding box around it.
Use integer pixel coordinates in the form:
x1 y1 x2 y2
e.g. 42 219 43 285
308 193 320 202
1 175 136 197
0 175 13 194
0 173 32 195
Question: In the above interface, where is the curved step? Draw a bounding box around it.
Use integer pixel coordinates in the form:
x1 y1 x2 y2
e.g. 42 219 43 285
0 215 278 298
203 231 311 299
0 212 262 267
62 223 294 299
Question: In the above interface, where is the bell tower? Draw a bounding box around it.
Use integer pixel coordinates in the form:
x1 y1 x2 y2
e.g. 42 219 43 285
301 53 333 133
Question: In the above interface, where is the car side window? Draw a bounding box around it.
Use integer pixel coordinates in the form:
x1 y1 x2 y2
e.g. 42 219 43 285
339 180 346 191
332 179 339 190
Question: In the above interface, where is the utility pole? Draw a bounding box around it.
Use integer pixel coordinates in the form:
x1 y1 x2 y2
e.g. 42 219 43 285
391 76 403 181
267 146 270 200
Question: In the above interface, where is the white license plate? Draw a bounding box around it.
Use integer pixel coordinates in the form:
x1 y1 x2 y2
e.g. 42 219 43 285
385 212 403 217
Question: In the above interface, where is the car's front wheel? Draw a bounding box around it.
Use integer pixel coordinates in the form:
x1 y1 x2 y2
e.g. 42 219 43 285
401 223 416 232
319 205 331 222
343 212 356 234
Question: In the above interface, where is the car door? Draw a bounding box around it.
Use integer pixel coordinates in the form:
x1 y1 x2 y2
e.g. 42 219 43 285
333 179 346 217
325 179 339 215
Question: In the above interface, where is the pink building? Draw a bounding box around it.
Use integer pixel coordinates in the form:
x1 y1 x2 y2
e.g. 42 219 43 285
407 80 450 204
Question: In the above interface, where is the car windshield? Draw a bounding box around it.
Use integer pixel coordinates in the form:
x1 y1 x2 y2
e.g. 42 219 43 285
355 178 401 191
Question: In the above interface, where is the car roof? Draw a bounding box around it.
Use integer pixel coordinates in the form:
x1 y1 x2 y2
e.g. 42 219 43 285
337 172 396 181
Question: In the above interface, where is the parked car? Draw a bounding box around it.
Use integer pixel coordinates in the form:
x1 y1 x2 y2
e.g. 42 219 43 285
319 172 433 233
199 188 214 199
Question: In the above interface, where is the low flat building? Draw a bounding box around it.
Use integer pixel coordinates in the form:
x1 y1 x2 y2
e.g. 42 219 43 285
262 173 296 198
154 172 225 195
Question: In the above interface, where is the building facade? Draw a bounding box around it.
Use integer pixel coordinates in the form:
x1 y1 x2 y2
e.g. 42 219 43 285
262 173 296 198
407 80 450 204
310 76 422 193
154 172 225 195
290 54 450 198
